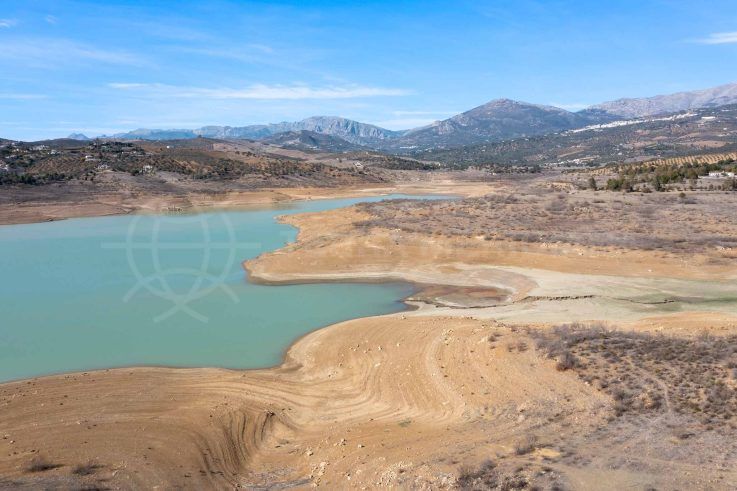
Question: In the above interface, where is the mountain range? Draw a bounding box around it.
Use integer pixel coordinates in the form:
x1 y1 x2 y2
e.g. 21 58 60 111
589 81 737 119
93 116 398 146
73 81 737 151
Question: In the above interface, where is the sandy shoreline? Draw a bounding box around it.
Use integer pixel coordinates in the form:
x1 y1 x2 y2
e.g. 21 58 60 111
3 181 737 489
244 206 737 327
0 316 607 489
0 179 484 226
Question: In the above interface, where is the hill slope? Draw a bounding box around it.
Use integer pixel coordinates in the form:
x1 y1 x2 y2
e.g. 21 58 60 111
261 130 367 152
389 99 605 150
417 104 737 168
589 82 737 118
109 117 400 147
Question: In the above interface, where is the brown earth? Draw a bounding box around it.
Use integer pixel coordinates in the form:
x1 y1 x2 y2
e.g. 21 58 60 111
0 178 489 225
0 316 619 490
3 180 737 489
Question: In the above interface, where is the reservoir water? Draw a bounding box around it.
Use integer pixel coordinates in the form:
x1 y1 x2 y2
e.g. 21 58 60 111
0 194 440 383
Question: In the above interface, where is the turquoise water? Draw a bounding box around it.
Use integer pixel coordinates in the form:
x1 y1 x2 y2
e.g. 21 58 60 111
0 194 441 383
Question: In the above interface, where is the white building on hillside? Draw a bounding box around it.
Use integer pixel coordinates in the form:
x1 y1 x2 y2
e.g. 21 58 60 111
707 171 735 178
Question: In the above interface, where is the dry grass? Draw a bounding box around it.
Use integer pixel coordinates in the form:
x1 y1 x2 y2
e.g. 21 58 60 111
71 461 103 476
456 458 566 491
528 324 737 425
24 456 61 473
514 435 538 456
356 183 737 253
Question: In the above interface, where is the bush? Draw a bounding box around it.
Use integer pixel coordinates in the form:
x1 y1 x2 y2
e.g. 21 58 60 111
555 351 578 371
72 461 102 476
25 456 60 473
514 435 537 455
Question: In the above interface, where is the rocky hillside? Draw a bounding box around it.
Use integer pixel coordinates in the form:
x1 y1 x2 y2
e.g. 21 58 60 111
588 81 737 118
108 117 400 147
388 99 607 151
260 130 366 152
417 104 737 168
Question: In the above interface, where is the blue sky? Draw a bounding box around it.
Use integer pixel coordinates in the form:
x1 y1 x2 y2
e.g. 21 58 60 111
1 0 737 140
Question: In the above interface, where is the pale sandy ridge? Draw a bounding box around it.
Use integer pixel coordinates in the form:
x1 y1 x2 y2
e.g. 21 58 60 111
245 206 737 332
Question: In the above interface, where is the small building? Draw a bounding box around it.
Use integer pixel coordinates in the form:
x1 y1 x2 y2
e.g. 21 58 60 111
84 155 98 162
0 163 10 172
96 163 111 171
707 171 735 178
31 145 48 151
353 162 364 170
142 164 155 174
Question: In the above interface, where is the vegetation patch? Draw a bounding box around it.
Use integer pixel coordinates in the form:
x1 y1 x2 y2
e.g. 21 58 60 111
529 324 737 425
356 188 737 253
25 456 62 473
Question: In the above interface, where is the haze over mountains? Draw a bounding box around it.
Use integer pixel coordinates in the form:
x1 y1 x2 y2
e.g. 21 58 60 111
70 82 737 151
96 117 398 147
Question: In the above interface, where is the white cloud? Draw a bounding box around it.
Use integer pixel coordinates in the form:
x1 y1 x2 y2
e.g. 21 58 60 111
0 38 147 67
246 44 274 54
107 82 410 100
0 18 18 28
108 83 148 89
0 93 47 100
45 15 58 25
133 21 211 42
695 31 737 45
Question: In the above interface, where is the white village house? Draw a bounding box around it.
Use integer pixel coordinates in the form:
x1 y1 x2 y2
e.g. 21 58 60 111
707 171 735 178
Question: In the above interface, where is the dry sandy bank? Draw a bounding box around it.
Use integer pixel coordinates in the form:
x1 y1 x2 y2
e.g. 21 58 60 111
245 206 737 331
0 179 489 226
1 316 628 489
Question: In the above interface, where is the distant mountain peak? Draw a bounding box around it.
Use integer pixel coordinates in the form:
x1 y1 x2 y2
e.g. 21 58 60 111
67 133 91 140
589 81 737 118
393 97 589 150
